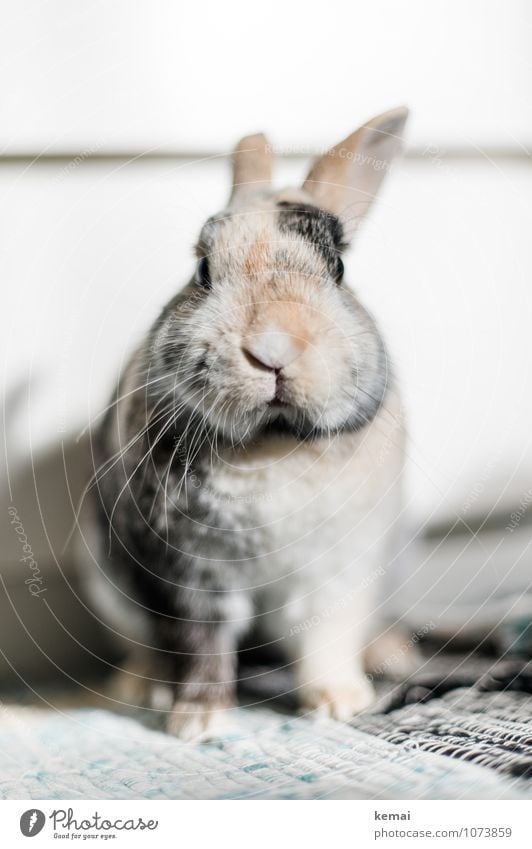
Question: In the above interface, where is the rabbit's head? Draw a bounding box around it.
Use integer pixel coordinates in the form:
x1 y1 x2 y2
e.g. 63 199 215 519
151 108 408 442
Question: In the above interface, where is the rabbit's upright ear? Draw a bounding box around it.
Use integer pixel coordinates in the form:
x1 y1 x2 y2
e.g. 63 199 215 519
230 133 273 201
302 107 408 238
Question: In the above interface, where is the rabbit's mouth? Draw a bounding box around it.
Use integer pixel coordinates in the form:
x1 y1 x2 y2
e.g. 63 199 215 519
270 371 288 405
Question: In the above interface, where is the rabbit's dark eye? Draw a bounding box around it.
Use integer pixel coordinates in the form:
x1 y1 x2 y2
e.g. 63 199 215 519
196 256 211 289
335 257 344 284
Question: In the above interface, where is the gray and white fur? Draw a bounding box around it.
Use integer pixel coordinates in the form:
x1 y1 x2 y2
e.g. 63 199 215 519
86 108 410 739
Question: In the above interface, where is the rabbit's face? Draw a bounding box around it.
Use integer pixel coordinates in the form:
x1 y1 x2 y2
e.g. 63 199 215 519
153 192 388 442
151 110 408 443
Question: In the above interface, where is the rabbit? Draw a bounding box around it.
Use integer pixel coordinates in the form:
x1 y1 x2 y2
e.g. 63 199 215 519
87 107 410 740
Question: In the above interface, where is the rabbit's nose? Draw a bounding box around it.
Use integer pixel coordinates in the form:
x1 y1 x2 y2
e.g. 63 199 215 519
242 323 305 371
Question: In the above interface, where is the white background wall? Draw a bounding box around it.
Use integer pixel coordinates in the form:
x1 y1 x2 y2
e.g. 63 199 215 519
2 0 531 152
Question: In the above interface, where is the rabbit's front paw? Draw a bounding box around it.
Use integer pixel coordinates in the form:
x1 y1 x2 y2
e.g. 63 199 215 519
364 629 421 680
300 678 375 721
166 701 234 742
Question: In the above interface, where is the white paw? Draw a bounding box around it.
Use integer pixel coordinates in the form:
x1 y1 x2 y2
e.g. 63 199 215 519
166 701 234 742
300 678 375 721
364 630 421 680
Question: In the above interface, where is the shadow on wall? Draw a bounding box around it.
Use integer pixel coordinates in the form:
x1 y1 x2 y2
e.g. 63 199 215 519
1 398 119 690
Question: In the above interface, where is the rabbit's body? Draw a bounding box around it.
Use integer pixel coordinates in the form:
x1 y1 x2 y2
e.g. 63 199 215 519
88 109 409 738
201 392 404 636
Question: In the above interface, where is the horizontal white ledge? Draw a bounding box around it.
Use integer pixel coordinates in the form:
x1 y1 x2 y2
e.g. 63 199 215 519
0 148 531 165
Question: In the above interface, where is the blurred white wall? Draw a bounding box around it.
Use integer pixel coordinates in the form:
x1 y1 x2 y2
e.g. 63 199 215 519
1 0 531 153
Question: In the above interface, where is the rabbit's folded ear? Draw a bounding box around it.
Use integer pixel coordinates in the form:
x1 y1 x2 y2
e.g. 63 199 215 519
230 133 273 201
302 107 408 238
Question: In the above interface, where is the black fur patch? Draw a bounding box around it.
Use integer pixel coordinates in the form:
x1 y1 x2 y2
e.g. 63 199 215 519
93 407 248 707
277 201 347 281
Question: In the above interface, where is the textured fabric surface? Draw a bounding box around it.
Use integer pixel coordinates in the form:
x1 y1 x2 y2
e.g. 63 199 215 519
358 689 532 782
1 653 532 800
0 705 528 800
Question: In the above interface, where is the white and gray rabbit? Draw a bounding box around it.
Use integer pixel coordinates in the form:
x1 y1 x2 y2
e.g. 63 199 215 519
85 108 410 739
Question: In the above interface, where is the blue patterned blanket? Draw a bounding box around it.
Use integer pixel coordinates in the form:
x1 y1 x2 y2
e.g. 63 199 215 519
2 654 532 800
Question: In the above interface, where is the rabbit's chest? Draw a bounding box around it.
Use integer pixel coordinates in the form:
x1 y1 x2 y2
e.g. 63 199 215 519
201 424 401 584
